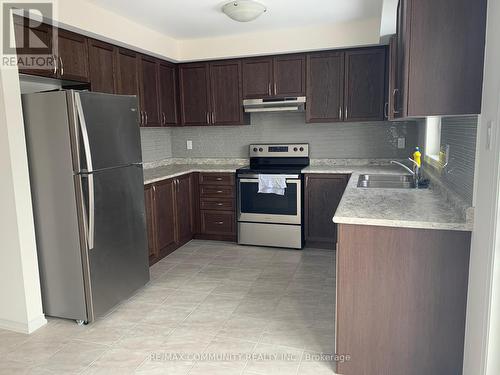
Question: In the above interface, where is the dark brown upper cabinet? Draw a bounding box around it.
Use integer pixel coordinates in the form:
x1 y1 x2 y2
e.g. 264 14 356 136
14 18 89 82
114 48 140 122
242 54 305 98
242 57 274 98
179 63 211 126
88 39 116 94
306 47 386 123
344 48 386 122
209 60 248 126
387 35 397 120
274 54 306 97
158 61 179 126
306 51 345 123
391 0 487 118
13 16 55 78
138 55 161 127
56 29 89 82
180 61 248 126
114 48 139 96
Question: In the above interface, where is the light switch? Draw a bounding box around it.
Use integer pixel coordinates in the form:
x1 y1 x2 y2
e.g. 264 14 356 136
187 140 193 150
397 137 406 149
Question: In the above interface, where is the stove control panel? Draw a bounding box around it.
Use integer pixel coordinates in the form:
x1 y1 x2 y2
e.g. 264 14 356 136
249 143 309 158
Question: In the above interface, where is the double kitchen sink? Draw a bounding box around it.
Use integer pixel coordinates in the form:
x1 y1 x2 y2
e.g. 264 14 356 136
357 174 416 189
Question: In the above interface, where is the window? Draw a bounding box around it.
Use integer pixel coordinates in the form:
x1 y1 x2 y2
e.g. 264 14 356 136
425 116 442 161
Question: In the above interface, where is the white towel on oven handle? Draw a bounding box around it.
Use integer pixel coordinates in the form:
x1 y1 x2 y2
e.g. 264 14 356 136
258 174 287 195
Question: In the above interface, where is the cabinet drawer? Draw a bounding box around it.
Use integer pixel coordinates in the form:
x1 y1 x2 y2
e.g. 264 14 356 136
200 198 235 211
200 185 235 198
201 210 235 235
199 173 235 186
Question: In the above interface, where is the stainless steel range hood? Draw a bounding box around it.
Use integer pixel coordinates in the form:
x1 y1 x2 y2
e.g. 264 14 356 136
243 96 306 113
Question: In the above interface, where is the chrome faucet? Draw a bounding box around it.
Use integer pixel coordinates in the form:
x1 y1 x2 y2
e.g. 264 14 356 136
390 159 421 188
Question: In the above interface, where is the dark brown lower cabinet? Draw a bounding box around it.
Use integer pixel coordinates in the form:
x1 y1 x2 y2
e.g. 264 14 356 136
176 174 194 244
144 174 193 265
200 211 235 236
194 173 237 242
144 185 156 260
336 224 471 375
304 174 349 249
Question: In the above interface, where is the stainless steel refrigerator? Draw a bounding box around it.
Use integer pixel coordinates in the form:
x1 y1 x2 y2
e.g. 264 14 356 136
22 90 149 324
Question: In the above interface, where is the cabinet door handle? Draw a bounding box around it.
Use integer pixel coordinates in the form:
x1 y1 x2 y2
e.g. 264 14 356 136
161 112 166 126
268 82 272 96
216 190 223 193
139 111 143 125
384 102 389 119
59 56 64 76
145 111 148 125
345 106 348 120
216 177 223 181
211 112 215 125
393 89 400 114
339 106 342 119
52 55 58 75
216 203 223 206
274 82 277 95
206 111 210 124
215 221 224 225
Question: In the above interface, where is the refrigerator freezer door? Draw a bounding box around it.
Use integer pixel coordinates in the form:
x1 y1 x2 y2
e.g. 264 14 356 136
72 91 142 172
22 91 89 322
84 164 150 318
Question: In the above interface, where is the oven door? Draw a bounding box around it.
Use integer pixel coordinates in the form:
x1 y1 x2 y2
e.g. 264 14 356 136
237 176 302 225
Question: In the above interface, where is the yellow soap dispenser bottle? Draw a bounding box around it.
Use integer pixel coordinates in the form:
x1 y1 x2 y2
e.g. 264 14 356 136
412 147 422 168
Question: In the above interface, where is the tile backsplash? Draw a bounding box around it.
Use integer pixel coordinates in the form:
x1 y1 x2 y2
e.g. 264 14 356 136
417 116 478 205
140 128 172 162
169 113 418 159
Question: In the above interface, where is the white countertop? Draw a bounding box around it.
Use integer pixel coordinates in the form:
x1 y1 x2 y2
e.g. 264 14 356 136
143 160 472 232
304 165 471 232
143 163 243 185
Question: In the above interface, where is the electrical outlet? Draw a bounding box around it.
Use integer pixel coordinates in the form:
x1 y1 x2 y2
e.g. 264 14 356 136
397 137 406 149
187 140 193 150
486 121 493 150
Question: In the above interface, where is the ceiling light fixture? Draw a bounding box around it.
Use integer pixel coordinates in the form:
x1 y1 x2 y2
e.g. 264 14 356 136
222 0 267 22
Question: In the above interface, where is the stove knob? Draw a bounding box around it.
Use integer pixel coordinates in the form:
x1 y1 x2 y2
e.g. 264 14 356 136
293 147 298 152
259 148 263 152
299 147 304 152
253 147 258 152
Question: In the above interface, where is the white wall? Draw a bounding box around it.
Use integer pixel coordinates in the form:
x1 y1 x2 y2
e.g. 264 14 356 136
488 195 500 373
179 18 381 61
54 0 180 61
0 65 46 334
51 1 382 62
463 0 500 372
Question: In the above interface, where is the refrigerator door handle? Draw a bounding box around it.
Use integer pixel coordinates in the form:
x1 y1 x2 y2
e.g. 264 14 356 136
87 174 95 250
75 93 95 250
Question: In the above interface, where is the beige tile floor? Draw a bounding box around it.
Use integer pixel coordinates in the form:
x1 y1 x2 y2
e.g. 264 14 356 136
0 240 337 375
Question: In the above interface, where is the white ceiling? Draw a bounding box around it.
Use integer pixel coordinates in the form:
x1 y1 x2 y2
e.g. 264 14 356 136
87 0 383 40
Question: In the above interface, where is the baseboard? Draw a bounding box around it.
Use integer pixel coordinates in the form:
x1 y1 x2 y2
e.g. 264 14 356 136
0 314 47 334
194 233 237 242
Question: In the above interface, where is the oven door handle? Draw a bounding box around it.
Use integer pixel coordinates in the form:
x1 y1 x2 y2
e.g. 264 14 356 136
238 178 300 184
